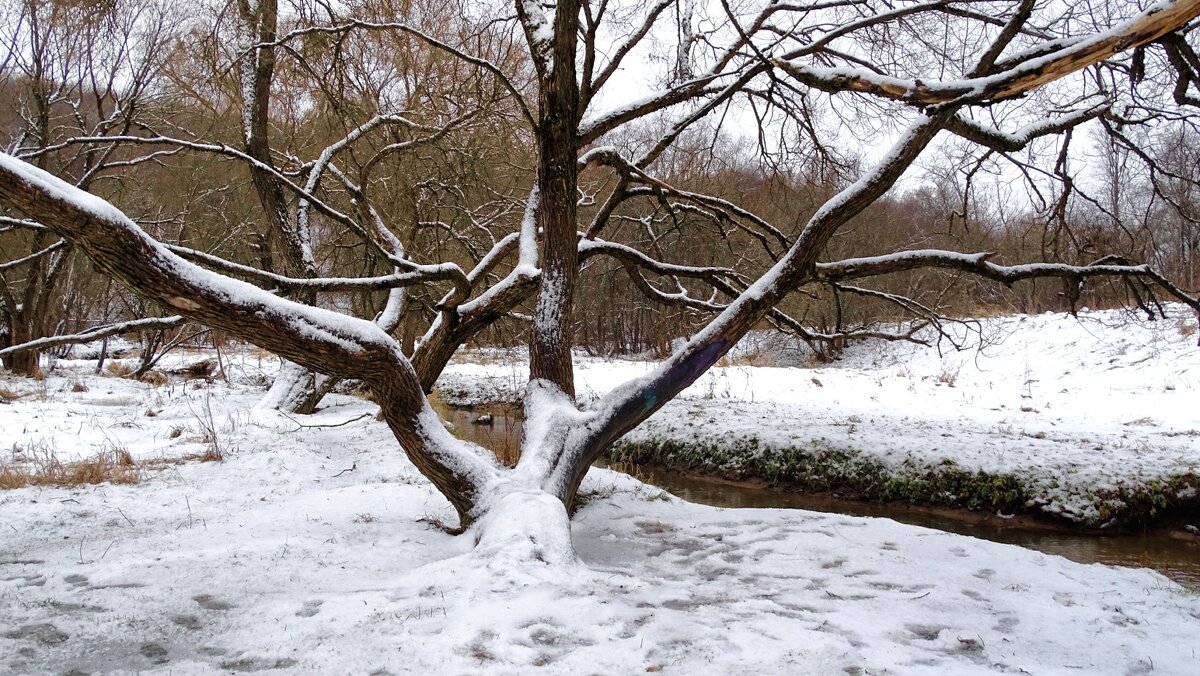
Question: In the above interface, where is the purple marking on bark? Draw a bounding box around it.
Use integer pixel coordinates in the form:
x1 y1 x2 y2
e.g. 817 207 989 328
640 341 728 412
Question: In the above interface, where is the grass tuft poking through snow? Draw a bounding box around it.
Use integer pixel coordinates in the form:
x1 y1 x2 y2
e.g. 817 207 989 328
1 439 138 490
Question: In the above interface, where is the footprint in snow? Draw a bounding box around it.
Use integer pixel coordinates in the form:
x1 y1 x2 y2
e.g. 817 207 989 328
296 600 323 617
3 622 69 646
172 614 203 631
193 594 234 611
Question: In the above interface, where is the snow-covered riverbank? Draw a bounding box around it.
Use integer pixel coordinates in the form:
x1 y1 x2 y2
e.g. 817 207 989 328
2 307 1199 673
441 307 1200 527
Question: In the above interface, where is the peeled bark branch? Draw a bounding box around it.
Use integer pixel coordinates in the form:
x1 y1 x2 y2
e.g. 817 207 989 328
774 1 1200 106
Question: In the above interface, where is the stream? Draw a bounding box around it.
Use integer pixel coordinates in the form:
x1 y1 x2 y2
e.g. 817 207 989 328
436 403 1200 589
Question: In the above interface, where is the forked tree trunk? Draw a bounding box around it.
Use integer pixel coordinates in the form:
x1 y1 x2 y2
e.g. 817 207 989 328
257 361 335 414
471 489 578 566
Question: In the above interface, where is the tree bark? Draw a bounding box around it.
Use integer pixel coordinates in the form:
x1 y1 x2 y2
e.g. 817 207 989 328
236 0 329 414
528 0 582 398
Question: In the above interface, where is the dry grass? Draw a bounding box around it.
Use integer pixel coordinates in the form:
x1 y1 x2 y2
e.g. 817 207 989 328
103 361 135 377
0 386 20 402
718 352 777 368
139 370 169 386
1178 318 1197 338
1 440 138 490
140 447 223 469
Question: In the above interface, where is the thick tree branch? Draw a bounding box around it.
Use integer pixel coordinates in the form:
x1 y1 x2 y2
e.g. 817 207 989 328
0 152 500 527
773 1 1200 106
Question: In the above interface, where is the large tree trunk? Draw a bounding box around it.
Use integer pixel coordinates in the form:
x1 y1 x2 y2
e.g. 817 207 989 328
527 0 582 398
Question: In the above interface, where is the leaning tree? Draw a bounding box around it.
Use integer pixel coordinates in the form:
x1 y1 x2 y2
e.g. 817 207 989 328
3 0 1200 560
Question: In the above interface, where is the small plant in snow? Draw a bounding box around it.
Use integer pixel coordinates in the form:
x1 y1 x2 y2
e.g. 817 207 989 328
937 364 960 388
186 393 226 462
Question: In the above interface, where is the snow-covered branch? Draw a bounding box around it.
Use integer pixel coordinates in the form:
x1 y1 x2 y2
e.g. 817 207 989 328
0 216 47 232
0 151 501 526
0 316 185 357
773 1 1200 106
945 102 1110 152
166 244 470 296
816 249 1200 312
0 239 65 271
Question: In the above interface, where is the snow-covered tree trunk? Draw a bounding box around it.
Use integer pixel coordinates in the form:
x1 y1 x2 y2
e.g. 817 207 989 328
256 361 334 414
236 0 330 414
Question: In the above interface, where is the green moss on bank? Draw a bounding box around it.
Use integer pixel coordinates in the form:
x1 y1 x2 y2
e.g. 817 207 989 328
606 436 1198 529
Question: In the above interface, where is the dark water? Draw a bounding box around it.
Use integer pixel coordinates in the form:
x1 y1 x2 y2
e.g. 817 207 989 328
438 403 1200 589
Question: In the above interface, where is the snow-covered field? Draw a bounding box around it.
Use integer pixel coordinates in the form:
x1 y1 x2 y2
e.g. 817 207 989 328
443 307 1200 525
1 308 1199 674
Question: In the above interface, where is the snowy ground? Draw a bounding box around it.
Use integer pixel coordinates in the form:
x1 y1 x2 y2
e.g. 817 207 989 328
442 307 1200 525
1 309 1199 674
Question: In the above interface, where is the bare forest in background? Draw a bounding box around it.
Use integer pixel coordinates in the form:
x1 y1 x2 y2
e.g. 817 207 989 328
4 0 1198 373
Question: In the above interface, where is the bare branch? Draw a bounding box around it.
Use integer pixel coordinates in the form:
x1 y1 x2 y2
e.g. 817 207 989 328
0 316 185 357
166 243 469 295
816 249 1200 311
0 239 65 271
945 102 1110 152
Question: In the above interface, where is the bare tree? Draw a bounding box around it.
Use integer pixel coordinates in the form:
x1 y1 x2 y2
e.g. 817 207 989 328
2 0 1199 562
0 0 179 375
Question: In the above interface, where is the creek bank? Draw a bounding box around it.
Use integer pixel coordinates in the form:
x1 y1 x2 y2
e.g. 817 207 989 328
606 434 1200 531
434 398 1200 587
435 389 1200 532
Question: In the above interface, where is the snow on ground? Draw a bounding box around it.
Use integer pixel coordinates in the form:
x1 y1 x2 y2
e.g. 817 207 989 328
1 309 1199 674
441 307 1200 524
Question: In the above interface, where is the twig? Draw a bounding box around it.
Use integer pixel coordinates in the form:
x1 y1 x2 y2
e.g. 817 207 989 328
280 412 372 431
116 505 135 527
332 463 357 478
